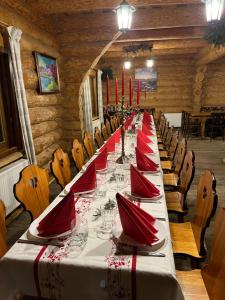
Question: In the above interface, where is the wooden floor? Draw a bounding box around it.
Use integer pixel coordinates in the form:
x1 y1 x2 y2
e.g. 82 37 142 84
5 139 225 254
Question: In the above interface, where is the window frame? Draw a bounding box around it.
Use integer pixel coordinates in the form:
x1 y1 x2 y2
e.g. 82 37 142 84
89 69 99 120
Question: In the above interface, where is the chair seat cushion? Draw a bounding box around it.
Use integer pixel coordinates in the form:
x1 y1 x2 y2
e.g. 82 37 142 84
169 222 202 258
160 150 169 159
165 191 186 213
161 160 172 170
163 173 178 186
176 270 209 300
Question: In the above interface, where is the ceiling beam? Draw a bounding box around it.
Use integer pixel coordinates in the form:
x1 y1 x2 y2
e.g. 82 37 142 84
116 26 206 42
21 0 202 16
103 47 200 58
196 45 225 65
37 4 206 33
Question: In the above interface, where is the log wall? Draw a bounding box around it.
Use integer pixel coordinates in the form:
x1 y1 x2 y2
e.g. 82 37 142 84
202 56 225 107
0 6 64 169
99 56 195 112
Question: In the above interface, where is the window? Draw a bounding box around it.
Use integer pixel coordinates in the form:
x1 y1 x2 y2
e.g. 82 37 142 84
89 69 99 119
0 51 23 160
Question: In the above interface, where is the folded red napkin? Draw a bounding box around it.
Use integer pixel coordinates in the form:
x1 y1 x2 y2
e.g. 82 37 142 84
136 147 159 172
92 148 108 171
130 164 160 198
114 128 121 144
100 134 115 153
137 129 152 144
37 191 76 237
116 193 159 245
137 134 154 154
70 163 96 193
142 122 153 131
142 123 154 136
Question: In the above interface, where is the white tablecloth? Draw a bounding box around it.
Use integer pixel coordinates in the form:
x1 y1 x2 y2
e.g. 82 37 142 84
0 115 184 300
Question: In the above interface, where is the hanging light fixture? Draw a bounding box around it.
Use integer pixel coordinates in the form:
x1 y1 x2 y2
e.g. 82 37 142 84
124 60 131 69
114 0 136 32
146 59 154 68
146 45 154 68
203 0 225 22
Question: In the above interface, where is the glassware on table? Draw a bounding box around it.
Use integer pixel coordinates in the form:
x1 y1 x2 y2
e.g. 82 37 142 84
97 205 116 240
70 218 88 248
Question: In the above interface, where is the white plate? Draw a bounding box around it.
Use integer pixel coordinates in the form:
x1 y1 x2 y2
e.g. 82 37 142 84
130 192 163 202
137 168 160 174
73 188 96 196
28 214 81 240
113 219 166 252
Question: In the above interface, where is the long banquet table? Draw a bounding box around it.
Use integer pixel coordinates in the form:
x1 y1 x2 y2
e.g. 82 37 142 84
0 114 184 300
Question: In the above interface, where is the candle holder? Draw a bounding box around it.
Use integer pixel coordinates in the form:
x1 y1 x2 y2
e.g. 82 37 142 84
116 95 129 164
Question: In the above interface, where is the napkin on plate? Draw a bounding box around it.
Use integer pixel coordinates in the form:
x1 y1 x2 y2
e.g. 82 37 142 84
137 129 152 144
142 123 154 136
130 164 160 198
92 148 108 171
137 134 154 154
70 163 96 193
114 128 121 144
116 193 159 245
136 147 159 172
37 190 76 237
100 134 115 153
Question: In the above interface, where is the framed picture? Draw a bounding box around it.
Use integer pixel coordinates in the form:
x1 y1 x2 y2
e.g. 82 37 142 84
134 67 157 92
34 52 60 94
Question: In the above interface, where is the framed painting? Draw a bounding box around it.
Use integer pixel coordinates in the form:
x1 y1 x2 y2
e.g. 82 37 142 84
34 52 60 94
134 67 157 92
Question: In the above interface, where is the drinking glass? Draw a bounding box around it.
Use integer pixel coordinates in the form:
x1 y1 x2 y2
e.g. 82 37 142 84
97 207 115 240
70 218 88 248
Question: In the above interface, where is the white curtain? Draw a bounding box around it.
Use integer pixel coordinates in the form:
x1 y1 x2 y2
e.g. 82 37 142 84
4 26 36 164
83 77 93 133
97 70 104 123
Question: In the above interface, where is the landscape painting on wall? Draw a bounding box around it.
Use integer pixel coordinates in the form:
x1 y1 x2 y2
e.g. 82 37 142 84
134 68 157 92
34 52 60 94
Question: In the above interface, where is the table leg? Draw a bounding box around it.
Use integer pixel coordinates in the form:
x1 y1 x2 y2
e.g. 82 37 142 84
200 117 207 139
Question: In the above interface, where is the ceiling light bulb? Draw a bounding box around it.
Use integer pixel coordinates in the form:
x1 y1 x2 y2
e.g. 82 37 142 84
124 60 131 69
146 59 154 68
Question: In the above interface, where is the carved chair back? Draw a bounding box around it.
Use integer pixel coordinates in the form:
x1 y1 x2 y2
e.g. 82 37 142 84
51 147 71 189
14 165 49 220
191 170 217 256
72 139 85 171
0 200 7 258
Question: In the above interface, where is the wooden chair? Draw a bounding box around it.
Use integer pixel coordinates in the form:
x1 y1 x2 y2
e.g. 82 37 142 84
110 117 116 133
83 131 95 158
163 137 186 187
94 126 104 148
170 170 217 261
101 123 109 141
177 208 225 300
105 119 112 136
160 131 178 161
51 147 71 190
114 116 119 129
0 200 7 258
14 165 50 220
72 139 86 171
158 125 173 151
166 151 195 222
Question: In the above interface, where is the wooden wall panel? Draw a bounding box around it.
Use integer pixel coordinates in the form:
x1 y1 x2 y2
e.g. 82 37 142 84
0 7 64 169
99 56 195 113
202 57 225 107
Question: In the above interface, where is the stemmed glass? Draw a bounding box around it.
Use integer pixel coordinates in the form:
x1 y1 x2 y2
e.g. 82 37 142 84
97 199 116 240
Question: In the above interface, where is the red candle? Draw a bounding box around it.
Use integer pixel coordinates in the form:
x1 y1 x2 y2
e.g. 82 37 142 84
129 77 133 107
106 75 110 105
137 80 141 106
115 77 119 106
122 67 125 97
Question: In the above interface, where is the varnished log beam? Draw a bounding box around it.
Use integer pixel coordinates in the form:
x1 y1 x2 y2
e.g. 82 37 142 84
196 45 225 65
39 4 206 33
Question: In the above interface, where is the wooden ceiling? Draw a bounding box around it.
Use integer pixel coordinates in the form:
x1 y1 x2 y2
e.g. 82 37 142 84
1 0 214 62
